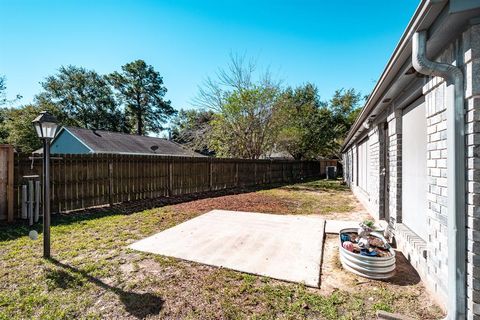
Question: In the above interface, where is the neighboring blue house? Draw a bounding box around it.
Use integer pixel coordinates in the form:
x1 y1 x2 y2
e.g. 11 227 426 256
41 126 204 157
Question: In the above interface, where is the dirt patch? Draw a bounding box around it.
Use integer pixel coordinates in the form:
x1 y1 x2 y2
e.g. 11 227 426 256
172 183 371 221
172 191 298 215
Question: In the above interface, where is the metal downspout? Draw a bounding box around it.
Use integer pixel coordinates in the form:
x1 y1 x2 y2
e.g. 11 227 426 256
412 31 466 319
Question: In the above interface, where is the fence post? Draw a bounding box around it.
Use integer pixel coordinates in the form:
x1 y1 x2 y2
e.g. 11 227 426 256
235 162 239 187
209 158 213 191
7 145 14 222
168 158 173 196
108 160 113 206
300 161 304 180
269 160 272 184
290 161 294 183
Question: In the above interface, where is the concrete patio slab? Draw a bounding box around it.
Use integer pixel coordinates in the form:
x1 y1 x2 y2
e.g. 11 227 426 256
129 210 325 287
325 220 359 234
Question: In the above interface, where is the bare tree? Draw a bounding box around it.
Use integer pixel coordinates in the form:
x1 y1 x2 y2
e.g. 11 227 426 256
194 54 280 109
194 54 282 159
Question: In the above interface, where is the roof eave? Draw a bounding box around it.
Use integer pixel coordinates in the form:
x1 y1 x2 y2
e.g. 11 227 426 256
341 0 447 152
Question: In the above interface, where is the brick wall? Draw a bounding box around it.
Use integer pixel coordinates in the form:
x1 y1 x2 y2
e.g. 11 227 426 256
423 64 450 303
464 23 480 319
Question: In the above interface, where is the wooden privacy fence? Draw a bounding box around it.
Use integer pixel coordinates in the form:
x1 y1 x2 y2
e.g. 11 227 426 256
10 153 337 221
0 145 14 222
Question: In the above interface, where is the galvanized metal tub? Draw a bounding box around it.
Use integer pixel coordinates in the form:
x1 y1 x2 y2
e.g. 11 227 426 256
339 228 396 279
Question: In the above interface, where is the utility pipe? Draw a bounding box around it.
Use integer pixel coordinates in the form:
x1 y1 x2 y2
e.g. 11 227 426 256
412 31 465 319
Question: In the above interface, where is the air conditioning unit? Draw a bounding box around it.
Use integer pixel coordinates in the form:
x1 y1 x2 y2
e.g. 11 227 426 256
326 166 337 180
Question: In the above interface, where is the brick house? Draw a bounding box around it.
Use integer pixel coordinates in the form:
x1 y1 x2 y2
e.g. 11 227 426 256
341 1 480 318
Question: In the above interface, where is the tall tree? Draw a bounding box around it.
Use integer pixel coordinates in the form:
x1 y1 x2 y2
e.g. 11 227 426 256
209 86 280 159
275 83 326 159
328 88 364 158
171 109 215 156
36 66 127 132
0 103 66 152
275 86 363 160
0 109 8 144
194 54 281 159
0 75 23 144
0 77 11 144
108 60 176 135
329 88 363 133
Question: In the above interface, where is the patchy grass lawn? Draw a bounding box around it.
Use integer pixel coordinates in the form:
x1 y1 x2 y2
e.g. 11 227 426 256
0 180 443 319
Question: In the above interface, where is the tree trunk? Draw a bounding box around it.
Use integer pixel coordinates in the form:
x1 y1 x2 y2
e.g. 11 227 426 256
136 110 143 135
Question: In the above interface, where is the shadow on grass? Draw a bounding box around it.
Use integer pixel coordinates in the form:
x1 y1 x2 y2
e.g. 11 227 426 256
47 258 164 319
280 179 349 192
0 179 323 242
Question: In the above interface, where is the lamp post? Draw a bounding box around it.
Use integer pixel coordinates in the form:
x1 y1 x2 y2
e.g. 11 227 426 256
32 111 58 258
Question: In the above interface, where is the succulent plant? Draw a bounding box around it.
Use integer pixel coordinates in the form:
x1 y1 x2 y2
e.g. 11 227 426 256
362 219 375 229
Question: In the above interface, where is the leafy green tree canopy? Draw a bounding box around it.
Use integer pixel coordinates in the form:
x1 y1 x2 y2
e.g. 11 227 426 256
108 60 176 135
36 66 127 132
275 85 363 160
0 75 26 147
0 103 66 153
210 85 280 159
276 83 326 159
329 88 363 133
328 88 364 158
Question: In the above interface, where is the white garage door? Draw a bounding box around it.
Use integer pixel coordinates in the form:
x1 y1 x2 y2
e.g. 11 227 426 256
402 99 427 240
357 138 369 193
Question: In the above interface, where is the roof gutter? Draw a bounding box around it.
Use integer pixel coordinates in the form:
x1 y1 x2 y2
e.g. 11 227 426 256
412 30 465 319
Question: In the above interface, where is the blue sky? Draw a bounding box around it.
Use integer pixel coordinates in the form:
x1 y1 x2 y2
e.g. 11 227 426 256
1 0 420 111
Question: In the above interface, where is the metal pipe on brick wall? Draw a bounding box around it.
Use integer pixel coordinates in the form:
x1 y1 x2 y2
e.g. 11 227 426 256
34 180 40 223
412 30 466 319
21 185 27 220
28 180 33 226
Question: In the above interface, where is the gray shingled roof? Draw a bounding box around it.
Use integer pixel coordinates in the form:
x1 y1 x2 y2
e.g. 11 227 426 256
63 126 205 157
